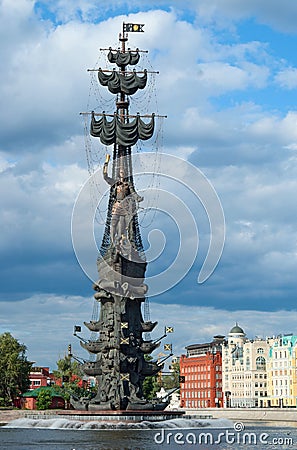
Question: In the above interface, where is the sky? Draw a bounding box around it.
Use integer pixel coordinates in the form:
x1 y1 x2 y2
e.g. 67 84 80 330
1 0 297 369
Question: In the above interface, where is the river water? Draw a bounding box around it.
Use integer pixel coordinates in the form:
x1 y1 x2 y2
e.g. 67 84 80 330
1 417 297 449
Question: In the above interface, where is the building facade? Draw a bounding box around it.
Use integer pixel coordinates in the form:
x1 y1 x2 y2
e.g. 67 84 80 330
222 324 269 407
264 334 297 408
181 325 297 409
29 366 52 390
179 336 224 408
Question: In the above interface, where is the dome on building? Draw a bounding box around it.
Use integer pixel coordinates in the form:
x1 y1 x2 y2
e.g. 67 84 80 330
229 323 245 334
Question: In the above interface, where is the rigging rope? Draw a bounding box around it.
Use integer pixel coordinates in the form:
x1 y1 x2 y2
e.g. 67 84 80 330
82 46 165 335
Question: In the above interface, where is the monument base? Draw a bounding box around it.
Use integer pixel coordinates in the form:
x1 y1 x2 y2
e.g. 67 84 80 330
55 409 185 422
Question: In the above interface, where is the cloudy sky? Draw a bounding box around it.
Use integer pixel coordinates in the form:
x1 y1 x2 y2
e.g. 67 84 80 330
1 0 297 369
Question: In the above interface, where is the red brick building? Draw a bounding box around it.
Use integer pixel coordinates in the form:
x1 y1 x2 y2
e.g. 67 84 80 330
180 336 225 408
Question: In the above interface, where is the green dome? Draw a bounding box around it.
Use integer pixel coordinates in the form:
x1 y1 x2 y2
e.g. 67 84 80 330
230 323 244 334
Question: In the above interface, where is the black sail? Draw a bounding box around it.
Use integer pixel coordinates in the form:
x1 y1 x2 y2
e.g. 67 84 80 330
98 69 147 95
108 49 140 67
90 113 155 146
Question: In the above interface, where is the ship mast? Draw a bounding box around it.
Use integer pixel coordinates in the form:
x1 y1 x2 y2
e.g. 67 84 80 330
117 28 129 183
72 23 169 412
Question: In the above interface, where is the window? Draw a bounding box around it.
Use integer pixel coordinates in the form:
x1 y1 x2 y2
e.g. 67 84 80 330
256 356 266 371
32 380 41 386
257 348 264 354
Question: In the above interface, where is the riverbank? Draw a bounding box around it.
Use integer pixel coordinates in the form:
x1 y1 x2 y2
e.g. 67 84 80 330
185 407 297 426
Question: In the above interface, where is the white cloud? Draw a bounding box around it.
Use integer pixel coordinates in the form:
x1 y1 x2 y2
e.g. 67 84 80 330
1 294 297 369
1 3 297 314
1 4 297 384
196 62 269 93
275 67 297 90
191 0 297 33
0 155 87 257
150 302 297 356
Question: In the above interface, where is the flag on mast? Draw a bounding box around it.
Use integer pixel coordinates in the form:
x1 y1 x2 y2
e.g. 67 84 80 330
123 23 144 32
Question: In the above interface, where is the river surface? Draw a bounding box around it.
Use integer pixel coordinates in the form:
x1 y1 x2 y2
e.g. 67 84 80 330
1 417 297 449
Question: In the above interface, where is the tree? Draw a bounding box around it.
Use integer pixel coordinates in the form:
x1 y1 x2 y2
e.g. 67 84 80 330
53 355 82 380
142 374 159 400
36 389 52 410
53 355 92 404
162 359 180 390
142 355 160 400
0 332 32 406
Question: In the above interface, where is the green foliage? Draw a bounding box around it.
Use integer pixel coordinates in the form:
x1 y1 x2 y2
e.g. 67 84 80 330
53 355 92 402
36 389 52 410
63 384 96 402
0 332 32 406
143 358 180 400
142 355 160 400
162 359 180 390
142 374 159 400
51 381 93 402
53 355 82 380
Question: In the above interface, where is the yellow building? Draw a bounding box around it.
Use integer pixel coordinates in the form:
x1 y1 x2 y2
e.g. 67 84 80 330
265 335 297 408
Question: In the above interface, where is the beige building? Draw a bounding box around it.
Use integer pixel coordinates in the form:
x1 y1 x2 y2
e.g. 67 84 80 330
222 324 269 407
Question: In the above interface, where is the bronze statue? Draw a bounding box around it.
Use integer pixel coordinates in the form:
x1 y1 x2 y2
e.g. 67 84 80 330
72 24 167 412
103 154 143 244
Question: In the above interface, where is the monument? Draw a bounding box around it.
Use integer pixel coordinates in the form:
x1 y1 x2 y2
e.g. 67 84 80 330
70 23 177 413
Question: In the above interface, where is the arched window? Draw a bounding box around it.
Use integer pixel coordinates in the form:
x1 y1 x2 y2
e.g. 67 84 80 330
256 356 266 371
246 356 250 370
257 348 264 354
